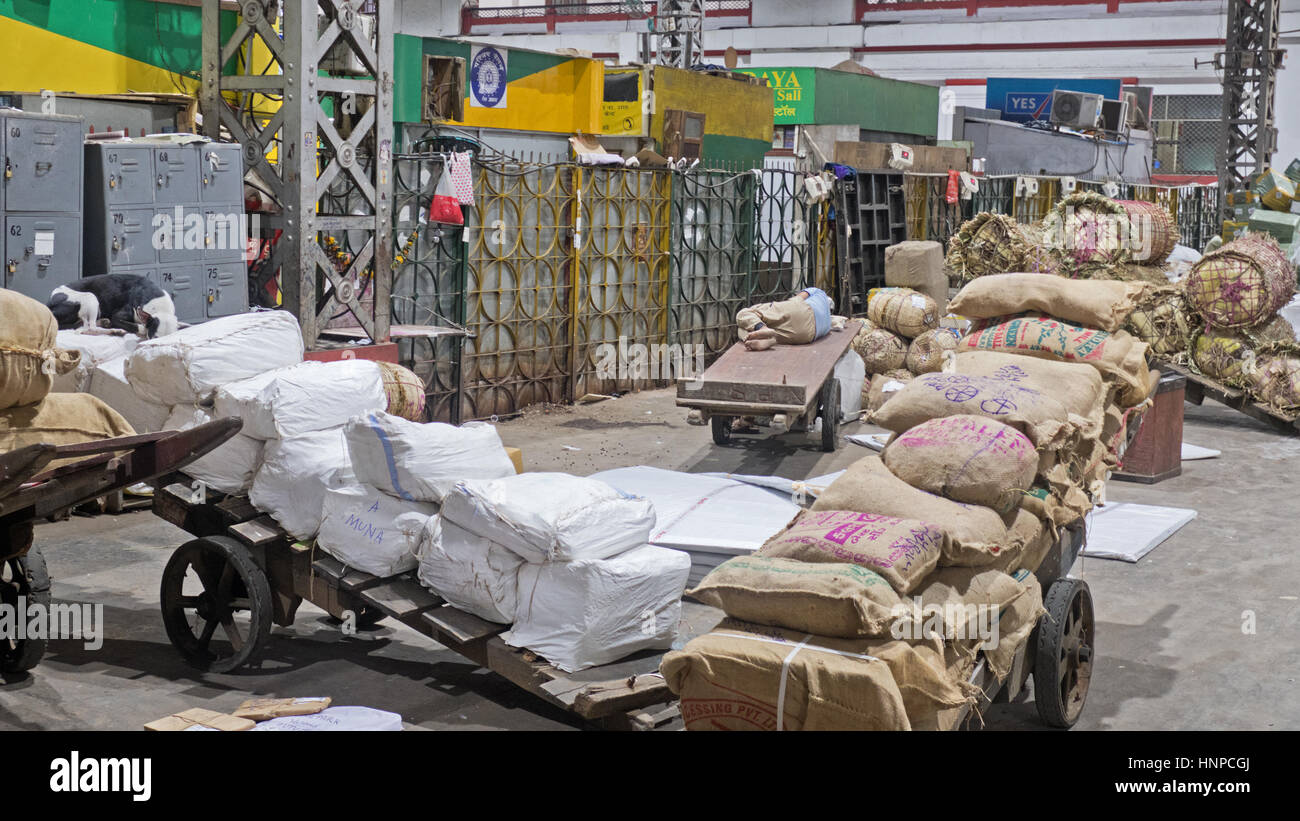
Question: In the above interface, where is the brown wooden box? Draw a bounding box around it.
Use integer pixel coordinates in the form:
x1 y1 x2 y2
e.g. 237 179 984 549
1113 371 1186 484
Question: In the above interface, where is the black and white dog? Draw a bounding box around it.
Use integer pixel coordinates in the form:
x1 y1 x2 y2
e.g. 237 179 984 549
48 274 179 339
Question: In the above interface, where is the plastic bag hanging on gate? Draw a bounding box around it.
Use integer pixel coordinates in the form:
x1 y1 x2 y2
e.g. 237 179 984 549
945 170 960 205
430 171 464 226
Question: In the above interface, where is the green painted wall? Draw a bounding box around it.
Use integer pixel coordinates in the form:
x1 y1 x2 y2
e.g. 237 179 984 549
701 133 771 169
812 69 938 140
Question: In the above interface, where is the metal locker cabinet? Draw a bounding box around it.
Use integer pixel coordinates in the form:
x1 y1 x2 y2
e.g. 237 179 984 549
203 261 249 318
2 112 82 213
4 214 81 301
100 207 156 270
200 143 244 203
87 143 155 206
156 205 204 263
153 145 199 204
159 261 205 324
203 206 246 262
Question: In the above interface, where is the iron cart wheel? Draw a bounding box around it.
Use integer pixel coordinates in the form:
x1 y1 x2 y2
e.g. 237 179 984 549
1 546 51 673
160 536 273 674
1033 577 1095 728
711 415 732 446
818 377 841 452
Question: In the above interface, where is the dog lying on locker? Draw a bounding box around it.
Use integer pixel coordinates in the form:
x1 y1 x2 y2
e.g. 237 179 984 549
48 274 179 339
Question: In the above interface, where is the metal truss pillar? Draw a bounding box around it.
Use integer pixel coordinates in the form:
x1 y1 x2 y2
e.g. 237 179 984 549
201 0 393 348
1216 0 1283 216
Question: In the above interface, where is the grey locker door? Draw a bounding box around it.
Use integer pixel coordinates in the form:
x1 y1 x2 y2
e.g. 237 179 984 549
106 207 157 269
203 207 246 262
157 205 204 263
104 145 154 205
159 262 205 324
204 261 249 318
5 215 82 301
3 116 82 213
200 144 244 203
153 145 200 203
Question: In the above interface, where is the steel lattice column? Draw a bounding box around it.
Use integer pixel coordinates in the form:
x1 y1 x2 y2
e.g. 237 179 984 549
1216 0 1282 216
200 0 393 348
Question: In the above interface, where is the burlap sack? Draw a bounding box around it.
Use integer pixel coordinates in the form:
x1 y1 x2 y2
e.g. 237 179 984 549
871 371 1077 451
882 414 1038 513
886 241 948 315
852 324 908 373
948 274 1145 333
756 509 942 595
863 369 913 414
376 361 427 422
0 393 135 467
868 288 940 339
915 566 1031 644
811 455 1028 567
1184 233 1295 330
939 569 1045 683
905 328 961 374
661 619 971 731
0 289 80 410
947 350 1107 438
689 556 908 638
958 315 1154 407
1021 483 1091 529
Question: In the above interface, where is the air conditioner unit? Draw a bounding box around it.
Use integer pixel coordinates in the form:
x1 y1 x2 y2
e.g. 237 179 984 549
1124 86 1154 130
1049 90 1104 130
1099 98 1129 133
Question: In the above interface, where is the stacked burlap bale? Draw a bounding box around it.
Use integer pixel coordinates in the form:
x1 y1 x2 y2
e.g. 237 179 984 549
1182 232 1300 415
946 213 1060 283
851 285 960 412
0 288 134 464
1044 192 1178 276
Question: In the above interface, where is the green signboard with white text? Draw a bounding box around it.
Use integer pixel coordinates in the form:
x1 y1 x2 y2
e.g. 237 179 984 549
737 67 815 124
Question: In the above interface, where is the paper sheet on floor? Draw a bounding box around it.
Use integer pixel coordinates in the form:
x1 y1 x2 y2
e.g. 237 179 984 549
845 432 890 451
1181 442 1221 460
1082 502 1196 562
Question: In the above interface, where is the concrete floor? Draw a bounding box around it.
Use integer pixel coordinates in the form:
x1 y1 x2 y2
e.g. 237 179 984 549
2 388 1297 730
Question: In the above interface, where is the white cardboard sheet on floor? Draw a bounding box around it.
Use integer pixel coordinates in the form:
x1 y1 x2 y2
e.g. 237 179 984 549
1181 442 1221 460
1082 502 1197 562
846 432 890 451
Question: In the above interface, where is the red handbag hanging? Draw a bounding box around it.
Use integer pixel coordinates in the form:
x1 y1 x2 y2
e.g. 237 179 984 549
430 170 464 226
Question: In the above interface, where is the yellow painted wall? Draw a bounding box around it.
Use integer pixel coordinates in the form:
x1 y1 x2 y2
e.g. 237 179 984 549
459 58 604 133
651 66 774 144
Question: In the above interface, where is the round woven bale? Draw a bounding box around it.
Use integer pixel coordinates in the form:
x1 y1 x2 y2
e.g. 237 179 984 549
905 328 961 375
1126 287 1193 360
1251 351 1300 414
866 288 939 339
852 325 907 374
1190 315 1296 386
377 361 428 422
1183 233 1296 330
1046 192 1178 267
945 213 1045 281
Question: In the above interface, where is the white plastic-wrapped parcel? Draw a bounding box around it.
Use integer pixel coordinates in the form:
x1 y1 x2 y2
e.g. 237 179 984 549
833 349 866 419
249 428 355 540
416 516 522 624
345 412 516 503
315 485 436 577
124 310 304 405
52 330 140 393
440 472 656 564
211 366 287 426
88 356 171 433
163 405 264 494
240 360 386 440
250 706 403 731
503 545 690 672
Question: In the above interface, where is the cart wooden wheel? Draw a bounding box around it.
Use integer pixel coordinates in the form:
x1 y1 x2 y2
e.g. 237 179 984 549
711 415 732 446
160 536 273 674
1 546 51 674
818 377 841 452
1033 577 1095 728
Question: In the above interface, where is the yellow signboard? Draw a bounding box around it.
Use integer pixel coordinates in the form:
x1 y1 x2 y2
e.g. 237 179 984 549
601 68 644 136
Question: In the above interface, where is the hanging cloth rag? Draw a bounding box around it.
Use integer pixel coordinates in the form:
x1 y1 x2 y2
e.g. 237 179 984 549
447 151 475 206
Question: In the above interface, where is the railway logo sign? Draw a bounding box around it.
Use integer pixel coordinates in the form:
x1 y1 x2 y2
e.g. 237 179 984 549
470 46 508 109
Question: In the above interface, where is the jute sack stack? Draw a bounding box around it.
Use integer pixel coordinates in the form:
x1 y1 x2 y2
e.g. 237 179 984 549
957 315 1156 408
0 393 135 467
945 213 1049 281
755 509 943 595
852 325 908 373
885 241 949 315
1184 234 1295 330
0 289 80 410
905 328 961 374
863 369 913 414
687 556 909 639
811 455 1033 567
660 619 972 731
936 569 1046 682
945 350 1108 440
867 288 939 339
870 371 1079 452
881 415 1038 514
948 273 1145 333
1190 316 1296 387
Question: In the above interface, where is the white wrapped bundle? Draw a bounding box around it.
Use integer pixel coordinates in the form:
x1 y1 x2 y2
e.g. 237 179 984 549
249 428 355 540
88 356 170 433
315 485 436 577
416 516 522 624
53 330 139 393
241 360 386 440
164 404 264 494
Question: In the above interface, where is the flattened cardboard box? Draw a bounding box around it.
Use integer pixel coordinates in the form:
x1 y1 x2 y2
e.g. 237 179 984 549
233 696 332 721
144 708 255 732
